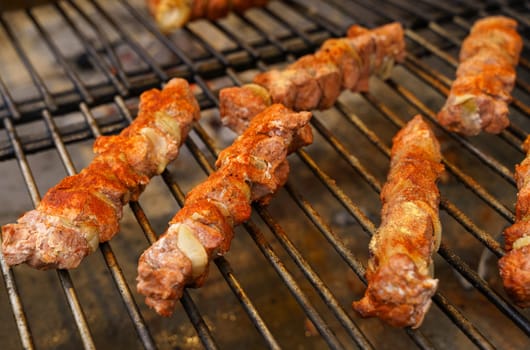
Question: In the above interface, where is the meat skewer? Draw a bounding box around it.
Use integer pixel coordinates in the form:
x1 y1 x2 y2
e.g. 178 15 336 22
220 22 406 133
352 115 444 328
136 104 313 316
147 0 269 33
137 21 405 316
2 78 200 270
499 136 530 308
437 16 522 136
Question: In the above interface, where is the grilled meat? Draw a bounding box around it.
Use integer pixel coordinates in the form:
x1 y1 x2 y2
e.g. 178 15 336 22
499 136 530 308
437 16 522 136
147 0 269 32
2 79 200 270
352 115 444 328
136 104 312 316
221 22 405 128
219 83 271 134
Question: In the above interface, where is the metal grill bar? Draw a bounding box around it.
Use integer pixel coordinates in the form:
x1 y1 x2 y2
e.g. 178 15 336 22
404 28 530 134
357 93 505 255
0 1 529 349
64 0 131 92
26 9 93 104
53 3 127 96
1 116 96 348
133 16 373 344
159 156 281 350
180 126 348 349
76 102 156 350
326 0 522 184
315 97 530 336
242 1 530 342
0 90 34 349
387 78 517 183
110 98 220 350
86 0 168 81
0 15 57 112
129 1 530 346
129 200 220 350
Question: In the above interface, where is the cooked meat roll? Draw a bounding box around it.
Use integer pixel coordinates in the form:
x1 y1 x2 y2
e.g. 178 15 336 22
136 104 312 316
352 115 444 328
147 0 269 32
2 78 200 270
499 136 530 308
437 16 522 136
220 22 405 131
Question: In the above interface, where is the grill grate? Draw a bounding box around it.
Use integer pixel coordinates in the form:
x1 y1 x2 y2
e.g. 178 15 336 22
0 0 529 349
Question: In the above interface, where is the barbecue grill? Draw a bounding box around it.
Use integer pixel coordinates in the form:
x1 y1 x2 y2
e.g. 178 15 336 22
0 0 529 349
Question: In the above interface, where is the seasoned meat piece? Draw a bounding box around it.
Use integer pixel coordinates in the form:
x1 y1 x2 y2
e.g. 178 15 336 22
499 136 530 308
147 0 192 32
352 115 444 328
137 104 313 316
253 69 298 109
291 54 342 109
147 0 269 32
437 16 522 135
460 16 521 65
319 38 362 90
190 0 208 20
347 22 406 89
205 0 230 20
219 22 406 129
219 84 271 134
347 32 375 92
254 68 322 111
2 79 200 269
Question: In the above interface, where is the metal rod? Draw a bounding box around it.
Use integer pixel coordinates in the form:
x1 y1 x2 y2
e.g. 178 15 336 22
0 15 57 111
76 103 157 350
383 79 517 185
438 243 530 336
257 208 375 349
25 9 94 105
402 57 526 152
175 26 372 344
214 257 282 350
65 0 131 91
405 27 530 118
245 7 525 345
0 82 35 349
431 292 495 350
160 169 282 349
87 0 168 81
53 2 127 96
204 11 435 348
167 131 348 348
244 220 345 350
112 97 219 350
117 0 196 71
3 110 96 349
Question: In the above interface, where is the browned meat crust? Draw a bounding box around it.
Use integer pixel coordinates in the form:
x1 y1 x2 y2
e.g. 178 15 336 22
352 115 444 328
220 22 405 128
147 0 269 32
1 78 200 270
219 84 271 134
437 16 522 136
499 136 530 308
136 104 313 316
